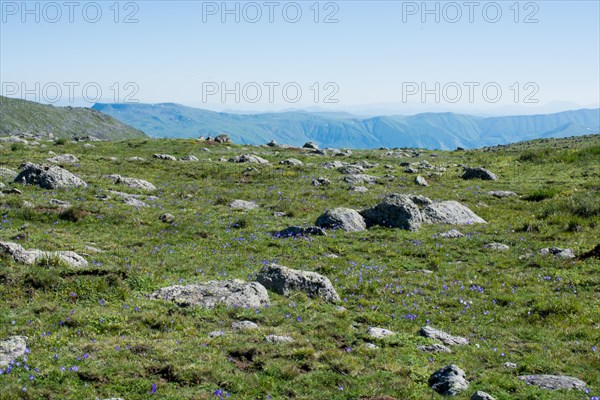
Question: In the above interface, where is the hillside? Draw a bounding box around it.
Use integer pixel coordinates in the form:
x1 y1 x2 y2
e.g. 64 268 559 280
0 96 146 141
0 134 598 399
92 102 600 149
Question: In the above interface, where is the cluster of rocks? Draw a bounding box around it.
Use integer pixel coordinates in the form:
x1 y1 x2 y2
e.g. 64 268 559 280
198 134 231 143
0 241 88 267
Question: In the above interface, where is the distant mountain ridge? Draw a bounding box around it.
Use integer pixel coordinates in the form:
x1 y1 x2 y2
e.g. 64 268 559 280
0 96 146 140
91 102 600 149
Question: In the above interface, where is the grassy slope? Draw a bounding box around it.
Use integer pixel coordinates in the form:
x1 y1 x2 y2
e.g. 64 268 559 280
0 96 146 140
0 135 598 399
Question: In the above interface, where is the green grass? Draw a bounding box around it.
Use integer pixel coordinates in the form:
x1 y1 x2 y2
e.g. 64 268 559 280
0 135 599 399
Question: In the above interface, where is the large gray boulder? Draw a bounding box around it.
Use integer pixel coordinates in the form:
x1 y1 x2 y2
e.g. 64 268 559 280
14 163 87 189
418 326 468 346
228 154 270 164
462 167 498 181
0 336 28 367
429 365 470 396
149 280 269 308
315 207 366 232
47 154 79 164
518 375 587 391
422 201 487 225
0 241 88 267
115 176 156 191
257 263 340 302
360 194 422 230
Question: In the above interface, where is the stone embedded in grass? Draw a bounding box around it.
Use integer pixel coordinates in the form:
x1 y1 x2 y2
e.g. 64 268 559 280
0 168 15 180
418 326 468 346
50 199 71 208
228 154 270 164
47 154 79 164
417 344 452 353
153 153 177 161
360 193 422 230
274 226 327 237
539 247 575 259
488 190 517 198
364 342 379 349
321 161 345 169
209 330 225 338
470 390 496 400
279 158 303 166
229 199 259 210
315 207 366 232
422 201 487 225
0 336 28 367
312 177 331 186
126 156 145 161
115 176 157 191
462 166 498 181
429 365 469 396
232 321 259 330
483 243 510 251
349 186 369 192
503 362 517 369
415 175 428 186
439 229 464 238
518 375 588 391
0 241 88 267
303 141 319 149
14 162 87 190
338 165 364 175
148 279 270 308
368 327 396 339
256 263 340 303
159 213 175 223
343 174 379 185
265 335 294 344
404 166 419 174
181 155 198 161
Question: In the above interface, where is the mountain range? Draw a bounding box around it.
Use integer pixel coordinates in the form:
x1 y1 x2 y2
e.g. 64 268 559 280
92 102 600 149
0 96 146 141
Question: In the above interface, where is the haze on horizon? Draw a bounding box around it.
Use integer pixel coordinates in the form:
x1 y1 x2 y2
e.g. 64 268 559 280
1 0 599 116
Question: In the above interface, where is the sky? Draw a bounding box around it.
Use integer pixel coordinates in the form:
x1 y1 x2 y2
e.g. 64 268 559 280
1 0 599 115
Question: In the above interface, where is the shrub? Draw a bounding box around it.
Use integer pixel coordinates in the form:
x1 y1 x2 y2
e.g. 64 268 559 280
523 187 558 202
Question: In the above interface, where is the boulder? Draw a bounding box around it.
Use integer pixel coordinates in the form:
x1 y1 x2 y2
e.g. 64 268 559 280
215 134 231 143
115 176 156 191
418 326 468 346
0 336 28 367
149 280 270 308
321 161 345 169
540 247 575 259
422 201 487 225
316 207 366 232
429 365 469 396
159 213 175 223
360 194 422 230
462 167 497 181
275 226 327 237
229 154 270 164
47 154 79 164
0 241 88 267
349 186 369 193
257 263 340 302
14 163 87 189
518 375 587 391
312 177 331 186
303 142 319 149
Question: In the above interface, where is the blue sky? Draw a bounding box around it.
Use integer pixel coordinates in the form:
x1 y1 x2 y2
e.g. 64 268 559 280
1 0 599 114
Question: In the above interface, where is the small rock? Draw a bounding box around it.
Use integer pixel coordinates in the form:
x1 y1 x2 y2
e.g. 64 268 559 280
439 229 464 238
0 336 28 367
50 199 71 208
349 186 369 192
470 391 496 400
488 191 517 198
153 154 177 161
312 177 331 186
2 188 21 195
0 241 88 267
364 343 379 349
483 243 509 251
115 176 156 191
208 330 225 338
229 200 259 210
47 154 79 164
232 321 259 330
275 226 326 237
228 154 270 164
418 326 468 346
315 207 366 232
429 365 469 396
279 158 303 166
368 327 395 339
265 335 294 344
181 155 198 161
338 165 364 175
503 362 517 369
417 344 452 353
462 167 497 181
539 247 575 259
303 142 319 149
422 201 487 225
415 175 428 186
518 375 587 391
159 213 175 223
343 174 379 185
